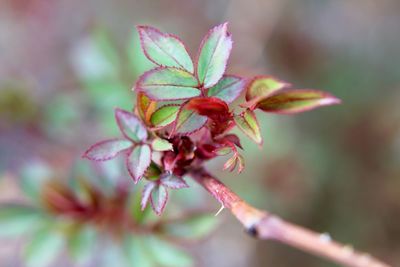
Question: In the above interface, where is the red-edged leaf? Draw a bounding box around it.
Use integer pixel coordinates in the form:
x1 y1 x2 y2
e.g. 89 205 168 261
186 97 229 117
137 25 194 73
150 185 168 215
83 139 133 161
160 173 189 189
215 134 242 149
207 75 246 103
136 92 157 125
115 108 148 142
242 76 290 109
196 23 233 88
223 154 238 172
257 89 341 114
172 102 208 135
126 144 152 183
246 75 290 101
150 104 180 128
234 109 262 145
136 67 200 101
141 181 156 210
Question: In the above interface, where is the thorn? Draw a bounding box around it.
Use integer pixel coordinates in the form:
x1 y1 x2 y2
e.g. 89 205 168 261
215 205 225 216
319 232 332 243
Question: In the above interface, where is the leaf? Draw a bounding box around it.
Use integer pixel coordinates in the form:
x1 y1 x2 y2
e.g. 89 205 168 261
0 204 43 237
83 139 133 161
115 108 148 142
136 67 200 101
137 26 194 73
186 96 229 117
162 213 218 241
223 154 238 172
207 75 246 103
20 161 52 202
150 185 168 215
151 138 173 151
141 181 156 211
245 75 290 101
24 227 65 267
160 173 189 189
137 92 157 124
234 109 262 145
173 104 208 135
124 235 156 267
197 23 232 88
256 89 341 114
68 225 96 265
147 236 194 267
150 104 180 127
126 144 152 183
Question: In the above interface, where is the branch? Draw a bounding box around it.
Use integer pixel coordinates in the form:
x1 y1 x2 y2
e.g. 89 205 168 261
190 168 391 267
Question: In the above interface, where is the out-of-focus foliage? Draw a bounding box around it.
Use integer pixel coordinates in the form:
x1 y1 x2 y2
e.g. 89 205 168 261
0 161 218 267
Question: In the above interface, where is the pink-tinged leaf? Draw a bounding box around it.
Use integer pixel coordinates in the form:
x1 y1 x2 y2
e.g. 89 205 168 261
223 155 238 172
207 75 246 103
126 144 152 183
141 181 156 210
242 76 290 109
115 108 148 142
150 185 169 215
257 89 341 114
137 26 194 73
136 67 200 101
83 139 133 161
150 104 180 128
186 97 229 117
172 103 208 135
234 109 263 145
237 154 245 173
197 23 233 88
160 173 189 189
216 134 242 149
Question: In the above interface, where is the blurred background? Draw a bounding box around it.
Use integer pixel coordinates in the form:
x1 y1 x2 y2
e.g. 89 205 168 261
1 0 399 266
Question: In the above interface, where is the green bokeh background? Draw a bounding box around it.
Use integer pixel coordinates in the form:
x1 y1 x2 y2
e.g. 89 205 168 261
1 0 399 266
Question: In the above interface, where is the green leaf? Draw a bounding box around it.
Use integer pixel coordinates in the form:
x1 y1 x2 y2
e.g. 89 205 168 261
257 89 341 114
173 104 208 135
0 204 43 237
245 76 289 101
234 109 262 145
138 26 194 73
151 138 173 151
68 225 96 265
24 227 64 267
207 75 246 103
150 185 168 215
124 235 156 267
162 213 218 241
197 23 232 88
20 161 52 201
147 236 194 267
150 105 180 127
126 144 152 183
137 67 200 101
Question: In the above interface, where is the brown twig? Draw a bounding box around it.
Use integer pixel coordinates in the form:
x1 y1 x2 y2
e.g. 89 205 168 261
190 168 391 267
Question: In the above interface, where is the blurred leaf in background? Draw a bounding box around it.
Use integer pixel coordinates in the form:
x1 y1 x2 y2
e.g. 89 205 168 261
0 160 218 267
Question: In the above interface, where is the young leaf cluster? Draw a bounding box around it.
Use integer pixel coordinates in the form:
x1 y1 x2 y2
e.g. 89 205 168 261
84 23 340 215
